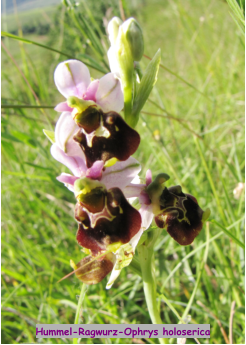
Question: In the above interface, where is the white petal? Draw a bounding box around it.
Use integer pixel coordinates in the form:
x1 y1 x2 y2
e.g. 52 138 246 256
54 102 73 112
107 47 121 77
122 183 145 199
51 144 86 177
56 173 78 192
101 157 141 190
106 242 134 289
106 266 121 289
54 60 91 98
106 228 144 289
139 204 154 231
55 112 80 153
96 73 123 112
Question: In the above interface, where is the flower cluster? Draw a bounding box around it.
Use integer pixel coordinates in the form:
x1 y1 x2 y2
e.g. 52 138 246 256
45 17 210 289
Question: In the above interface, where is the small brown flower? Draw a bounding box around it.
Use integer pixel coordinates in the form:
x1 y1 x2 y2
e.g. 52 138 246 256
155 185 210 245
75 186 142 255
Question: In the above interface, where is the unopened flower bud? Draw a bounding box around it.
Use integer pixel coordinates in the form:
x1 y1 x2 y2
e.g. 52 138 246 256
123 18 144 61
108 17 122 46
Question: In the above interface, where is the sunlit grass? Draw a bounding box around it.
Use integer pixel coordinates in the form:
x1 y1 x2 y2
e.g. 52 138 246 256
1 0 245 344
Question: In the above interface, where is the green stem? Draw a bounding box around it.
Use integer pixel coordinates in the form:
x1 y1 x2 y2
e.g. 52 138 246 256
2 104 54 109
73 283 87 345
138 233 168 345
123 82 133 126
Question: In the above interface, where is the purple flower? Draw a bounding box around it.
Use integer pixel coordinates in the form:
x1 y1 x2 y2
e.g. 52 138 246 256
75 184 142 255
54 60 124 113
53 60 140 168
70 178 142 285
122 169 210 246
51 106 141 192
50 59 145 287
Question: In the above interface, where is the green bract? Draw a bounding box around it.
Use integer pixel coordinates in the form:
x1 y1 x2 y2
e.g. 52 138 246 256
132 49 161 125
124 18 144 61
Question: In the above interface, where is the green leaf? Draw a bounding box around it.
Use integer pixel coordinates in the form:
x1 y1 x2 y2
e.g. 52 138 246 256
1 104 54 109
132 49 161 124
2 133 22 143
211 219 245 249
11 131 37 148
226 0 245 36
43 129 55 144
2 171 51 181
1 32 107 74
1 141 19 162
24 162 53 171
236 307 245 314
76 54 108 74
1 267 26 282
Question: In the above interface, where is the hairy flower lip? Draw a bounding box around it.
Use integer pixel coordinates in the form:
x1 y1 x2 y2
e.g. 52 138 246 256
155 186 206 245
76 187 142 255
73 111 140 168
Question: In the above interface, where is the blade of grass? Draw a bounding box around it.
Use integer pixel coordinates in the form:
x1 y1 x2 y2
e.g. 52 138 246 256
144 54 212 101
2 104 54 109
210 220 245 249
194 136 227 224
1 31 108 74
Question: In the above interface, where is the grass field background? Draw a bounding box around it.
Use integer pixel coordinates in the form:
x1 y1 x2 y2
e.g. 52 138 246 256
1 0 245 344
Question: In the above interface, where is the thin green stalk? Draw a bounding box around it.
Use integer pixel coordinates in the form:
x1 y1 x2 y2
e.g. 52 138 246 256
143 54 211 101
73 283 87 345
194 137 227 224
138 230 168 344
124 84 133 125
1 32 108 74
2 104 54 109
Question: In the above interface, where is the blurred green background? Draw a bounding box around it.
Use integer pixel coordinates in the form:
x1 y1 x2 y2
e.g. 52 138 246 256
1 0 245 344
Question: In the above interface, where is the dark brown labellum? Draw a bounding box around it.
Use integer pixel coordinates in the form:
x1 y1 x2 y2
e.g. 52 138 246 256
155 186 204 245
76 187 142 255
73 111 140 168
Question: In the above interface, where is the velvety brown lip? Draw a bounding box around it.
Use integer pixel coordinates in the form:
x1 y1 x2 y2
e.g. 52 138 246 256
73 111 140 168
76 187 141 255
155 186 204 245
